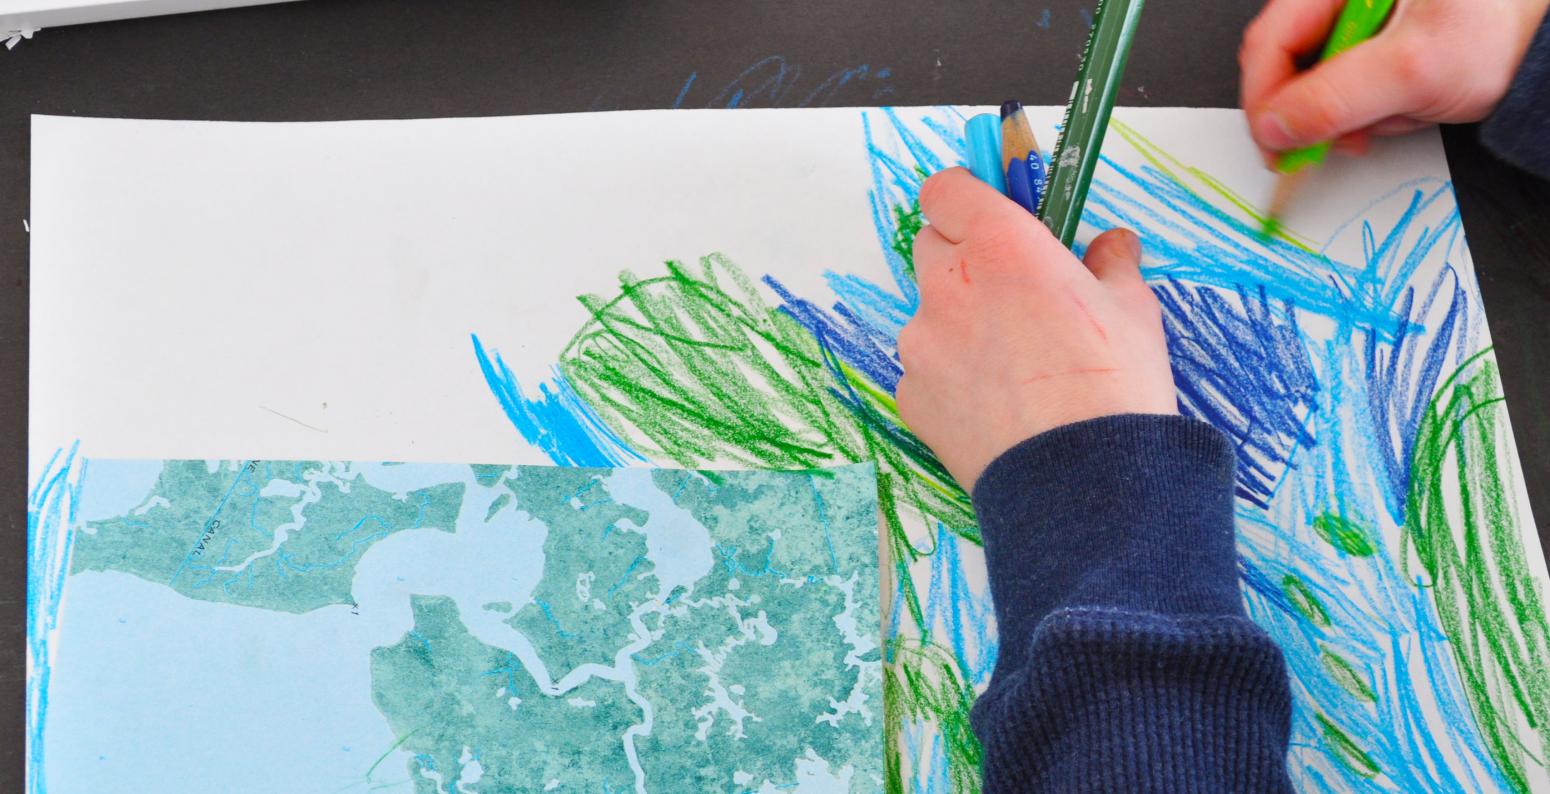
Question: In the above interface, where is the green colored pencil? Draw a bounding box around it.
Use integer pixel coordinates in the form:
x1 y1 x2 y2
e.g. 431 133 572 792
1265 0 1398 234
1036 0 1146 248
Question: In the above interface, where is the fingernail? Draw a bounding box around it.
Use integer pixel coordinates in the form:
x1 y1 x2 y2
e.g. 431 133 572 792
1255 110 1295 151
1120 229 1141 259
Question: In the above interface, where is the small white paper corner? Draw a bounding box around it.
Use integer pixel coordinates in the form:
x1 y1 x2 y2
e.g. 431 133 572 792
5 27 40 50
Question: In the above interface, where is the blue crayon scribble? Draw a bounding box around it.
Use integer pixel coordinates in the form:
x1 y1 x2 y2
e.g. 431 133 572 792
672 56 897 109
27 444 86 794
468 106 1540 792
473 334 644 468
1155 280 1319 508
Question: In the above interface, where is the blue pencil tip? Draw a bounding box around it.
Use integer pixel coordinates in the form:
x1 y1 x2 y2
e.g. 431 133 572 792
1000 100 1023 119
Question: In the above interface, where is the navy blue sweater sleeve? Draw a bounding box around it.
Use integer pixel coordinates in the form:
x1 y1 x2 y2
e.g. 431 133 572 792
968 414 1293 793
1482 12 1550 178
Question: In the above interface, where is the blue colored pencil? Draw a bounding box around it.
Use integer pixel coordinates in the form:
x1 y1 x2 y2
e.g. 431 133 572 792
1000 100 1045 215
964 114 1006 194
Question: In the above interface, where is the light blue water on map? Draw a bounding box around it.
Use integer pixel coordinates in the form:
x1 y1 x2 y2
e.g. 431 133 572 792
38 460 881 793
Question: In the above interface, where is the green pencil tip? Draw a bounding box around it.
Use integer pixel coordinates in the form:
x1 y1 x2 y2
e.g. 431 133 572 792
1260 216 1282 241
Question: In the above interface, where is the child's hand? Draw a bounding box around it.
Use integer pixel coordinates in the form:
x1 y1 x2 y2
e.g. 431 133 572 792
1240 0 1550 161
895 168 1178 492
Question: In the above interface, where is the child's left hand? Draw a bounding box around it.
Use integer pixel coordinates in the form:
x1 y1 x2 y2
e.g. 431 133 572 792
895 167 1179 491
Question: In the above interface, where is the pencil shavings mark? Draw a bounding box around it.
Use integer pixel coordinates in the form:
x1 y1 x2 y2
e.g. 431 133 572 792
5 27 39 50
259 405 329 434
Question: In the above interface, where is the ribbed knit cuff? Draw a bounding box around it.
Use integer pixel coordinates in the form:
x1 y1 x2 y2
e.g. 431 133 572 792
973 609 1294 793
968 415 1293 792
1483 12 1550 179
971 414 1241 679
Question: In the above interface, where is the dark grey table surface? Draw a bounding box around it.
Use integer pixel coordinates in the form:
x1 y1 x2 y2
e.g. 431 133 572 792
2 1 1547 785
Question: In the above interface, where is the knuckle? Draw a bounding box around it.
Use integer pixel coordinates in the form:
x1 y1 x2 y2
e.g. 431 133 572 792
1389 37 1436 88
912 244 950 282
910 230 936 262
913 264 948 303
920 259 964 295
893 377 920 425
915 255 973 307
918 170 953 211
1134 289 1166 325
1114 281 1162 316
1297 77 1355 140
1240 18 1270 62
960 222 1025 264
895 320 924 363
1139 293 1166 324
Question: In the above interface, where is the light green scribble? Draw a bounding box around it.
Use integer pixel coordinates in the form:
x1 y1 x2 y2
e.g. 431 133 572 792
1282 573 1332 628
1313 511 1376 558
1320 648 1377 703
1317 712 1381 779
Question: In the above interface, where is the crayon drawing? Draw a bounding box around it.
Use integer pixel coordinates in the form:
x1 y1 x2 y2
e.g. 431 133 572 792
471 107 1549 794
25 106 1549 794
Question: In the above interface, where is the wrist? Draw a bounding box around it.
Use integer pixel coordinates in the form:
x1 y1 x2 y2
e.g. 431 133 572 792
1527 0 1550 29
1516 0 1550 71
1488 0 1550 116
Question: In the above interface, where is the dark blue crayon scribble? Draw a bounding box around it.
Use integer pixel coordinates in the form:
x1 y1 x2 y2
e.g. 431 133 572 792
1155 280 1319 508
672 56 896 109
1364 267 1470 524
468 106 1520 791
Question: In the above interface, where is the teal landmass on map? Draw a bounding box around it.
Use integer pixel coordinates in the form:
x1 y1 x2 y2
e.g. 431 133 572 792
364 465 881 792
468 464 511 487
72 460 464 613
68 458 880 791
505 467 658 678
630 570 872 789
370 595 641 793
630 467 882 790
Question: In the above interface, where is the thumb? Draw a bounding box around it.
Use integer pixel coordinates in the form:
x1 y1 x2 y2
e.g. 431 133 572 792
1252 37 1424 152
1083 228 1144 286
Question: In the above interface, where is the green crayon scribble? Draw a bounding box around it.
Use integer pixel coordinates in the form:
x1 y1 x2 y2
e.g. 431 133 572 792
1313 511 1377 557
550 249 984 790
891 192 926 281
1110 120 1324 254
1321 648 1377 703
1282 574 1332 628
885 640 982 794
1317 712 1382 778
1406 349 1550 793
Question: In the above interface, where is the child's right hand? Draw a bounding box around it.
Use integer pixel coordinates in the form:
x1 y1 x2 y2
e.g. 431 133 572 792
1240 0 1550 162
894 169 1177 492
